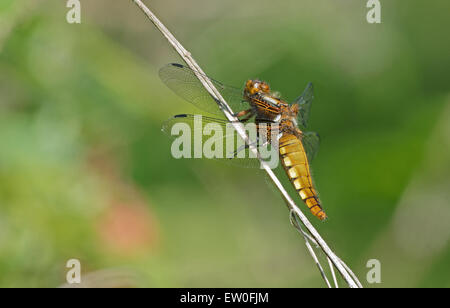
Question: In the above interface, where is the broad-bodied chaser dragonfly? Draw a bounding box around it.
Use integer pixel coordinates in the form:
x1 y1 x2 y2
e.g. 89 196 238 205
160 63 326 220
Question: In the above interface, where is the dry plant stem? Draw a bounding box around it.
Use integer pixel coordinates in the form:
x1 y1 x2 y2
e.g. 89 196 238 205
328 257 339 288
290 211 331 288
132 0 361 288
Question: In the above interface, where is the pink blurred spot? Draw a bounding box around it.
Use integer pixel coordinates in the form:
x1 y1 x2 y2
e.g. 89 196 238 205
97 202 160 256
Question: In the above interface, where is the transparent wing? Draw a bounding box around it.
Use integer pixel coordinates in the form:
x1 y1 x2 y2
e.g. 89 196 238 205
292 82 314 129
162 114 277 168
301 131 320 162
159 63 248 116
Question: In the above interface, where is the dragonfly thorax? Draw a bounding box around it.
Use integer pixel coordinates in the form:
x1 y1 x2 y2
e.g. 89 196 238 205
243 79 287 122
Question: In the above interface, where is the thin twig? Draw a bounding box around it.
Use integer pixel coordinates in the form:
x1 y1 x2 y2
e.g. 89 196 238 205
328 257 339 288
289 210 318 246
132 0 362 288
290 211 331 288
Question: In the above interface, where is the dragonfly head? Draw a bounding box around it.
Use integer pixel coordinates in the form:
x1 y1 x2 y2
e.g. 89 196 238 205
244 79 271 96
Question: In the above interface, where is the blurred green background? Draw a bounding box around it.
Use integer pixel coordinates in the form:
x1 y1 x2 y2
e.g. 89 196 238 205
0 0 449 288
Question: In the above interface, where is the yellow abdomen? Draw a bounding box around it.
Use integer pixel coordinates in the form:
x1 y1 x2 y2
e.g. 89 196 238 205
279 134 327 220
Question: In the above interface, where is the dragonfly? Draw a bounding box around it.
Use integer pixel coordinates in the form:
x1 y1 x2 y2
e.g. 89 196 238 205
160 63 326 220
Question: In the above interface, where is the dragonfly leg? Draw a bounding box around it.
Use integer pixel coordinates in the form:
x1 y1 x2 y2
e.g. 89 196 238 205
234 108 254 123
228 137 264 159
228 133 279 159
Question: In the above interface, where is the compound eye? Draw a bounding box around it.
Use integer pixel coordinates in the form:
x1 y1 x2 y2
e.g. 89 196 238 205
245 80 256 95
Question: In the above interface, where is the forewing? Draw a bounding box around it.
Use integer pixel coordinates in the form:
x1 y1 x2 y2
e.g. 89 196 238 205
292 82 314 129
159 63 247 116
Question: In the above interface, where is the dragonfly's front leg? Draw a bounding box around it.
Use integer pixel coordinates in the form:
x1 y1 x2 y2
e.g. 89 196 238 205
234 108 254 123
